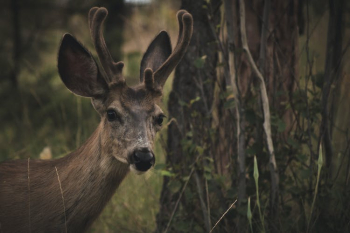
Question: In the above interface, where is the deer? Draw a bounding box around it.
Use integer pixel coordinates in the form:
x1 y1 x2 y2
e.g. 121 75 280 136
0 7 193 233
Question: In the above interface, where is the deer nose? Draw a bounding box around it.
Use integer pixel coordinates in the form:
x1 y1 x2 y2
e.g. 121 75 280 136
132 149 155 172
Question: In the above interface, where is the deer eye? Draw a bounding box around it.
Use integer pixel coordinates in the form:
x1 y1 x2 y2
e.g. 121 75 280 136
155 114 166 126
107 109 119 122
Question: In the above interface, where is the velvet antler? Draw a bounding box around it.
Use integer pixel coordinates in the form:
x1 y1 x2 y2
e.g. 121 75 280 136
89 7 124 85
152 10 193 89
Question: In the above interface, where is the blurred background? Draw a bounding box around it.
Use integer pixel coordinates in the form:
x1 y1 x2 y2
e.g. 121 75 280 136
0 0 350 232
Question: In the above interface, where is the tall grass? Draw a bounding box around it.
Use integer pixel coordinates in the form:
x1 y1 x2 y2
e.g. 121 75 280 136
253 156 265 232
307 145 323 232
247 197 253 233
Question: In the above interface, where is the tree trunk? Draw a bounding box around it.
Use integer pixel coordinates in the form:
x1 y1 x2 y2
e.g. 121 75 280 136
317 0 345 230
320 0 345 177
156 0 220 232
156 0 299 232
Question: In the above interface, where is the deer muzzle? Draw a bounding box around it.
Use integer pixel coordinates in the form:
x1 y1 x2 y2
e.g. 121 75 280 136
131 148 155 172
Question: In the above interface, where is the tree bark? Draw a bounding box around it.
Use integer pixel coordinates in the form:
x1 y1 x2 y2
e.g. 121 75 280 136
156 0 300 232
320 0 345 177
156 0 220 232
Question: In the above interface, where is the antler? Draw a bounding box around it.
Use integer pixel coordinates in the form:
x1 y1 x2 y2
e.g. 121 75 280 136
144 68 155 90
153 10 193 89
89 7 124 85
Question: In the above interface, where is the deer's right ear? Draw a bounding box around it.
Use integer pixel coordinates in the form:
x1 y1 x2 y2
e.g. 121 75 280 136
58 34 108 97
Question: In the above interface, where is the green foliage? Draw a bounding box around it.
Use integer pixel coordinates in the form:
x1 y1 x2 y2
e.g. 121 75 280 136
194 55 207 69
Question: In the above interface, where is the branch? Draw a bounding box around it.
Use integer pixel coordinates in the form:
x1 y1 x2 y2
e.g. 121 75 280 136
225 1 246 231
209 200 237 233
238 0 279 210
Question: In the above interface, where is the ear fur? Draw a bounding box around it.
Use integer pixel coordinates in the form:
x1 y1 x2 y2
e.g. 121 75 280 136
58 34 108 97
139 31 172 82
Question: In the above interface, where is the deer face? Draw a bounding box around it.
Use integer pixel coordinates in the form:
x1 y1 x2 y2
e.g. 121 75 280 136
97 85 165 172
57 7 192 173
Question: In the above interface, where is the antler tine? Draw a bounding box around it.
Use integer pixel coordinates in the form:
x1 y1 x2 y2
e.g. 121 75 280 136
174 10 186 48
144 68 155 90
88 7 98 30
89 7 124 85
153 10 193 88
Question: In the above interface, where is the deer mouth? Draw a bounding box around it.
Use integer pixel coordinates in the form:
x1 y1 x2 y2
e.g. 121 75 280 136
129 149 155 172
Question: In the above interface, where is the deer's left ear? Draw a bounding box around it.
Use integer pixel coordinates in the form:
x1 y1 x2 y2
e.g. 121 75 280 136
139 31 172 82
58 34 108 97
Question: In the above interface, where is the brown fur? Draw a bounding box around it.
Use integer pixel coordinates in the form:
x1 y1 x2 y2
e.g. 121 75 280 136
0 125 128 232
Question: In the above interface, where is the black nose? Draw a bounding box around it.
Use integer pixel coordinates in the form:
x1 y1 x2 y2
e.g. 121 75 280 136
132 149 155 172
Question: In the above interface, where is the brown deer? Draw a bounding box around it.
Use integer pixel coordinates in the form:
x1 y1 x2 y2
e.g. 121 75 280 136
0 7 192 233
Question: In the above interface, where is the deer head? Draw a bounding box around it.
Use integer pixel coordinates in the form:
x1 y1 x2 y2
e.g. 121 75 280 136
57 7 193 173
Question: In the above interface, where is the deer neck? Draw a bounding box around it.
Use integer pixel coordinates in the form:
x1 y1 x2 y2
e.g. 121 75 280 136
55 123 130 230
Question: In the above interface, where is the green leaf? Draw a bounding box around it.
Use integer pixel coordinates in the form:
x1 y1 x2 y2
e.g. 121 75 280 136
204 172 212 180
205 157 214 163
204 166 212 173
168 180 181 193
190 96 201 105
196 146 204 155
194 55 207 68
247 197 252 220
179 100 188 107
160 170 175 177
318 145 323 167
254 156 259 181
191 111 199 118
154 163 166 170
